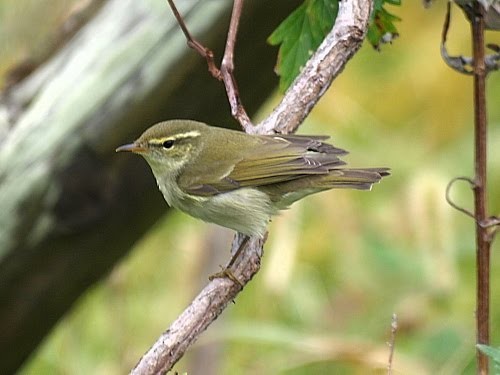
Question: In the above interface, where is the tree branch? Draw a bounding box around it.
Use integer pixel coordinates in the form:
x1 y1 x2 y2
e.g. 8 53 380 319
131 233 264 375
132 0 374 373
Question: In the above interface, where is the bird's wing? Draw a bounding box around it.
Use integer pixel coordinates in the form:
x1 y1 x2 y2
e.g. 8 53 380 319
179 134 348 196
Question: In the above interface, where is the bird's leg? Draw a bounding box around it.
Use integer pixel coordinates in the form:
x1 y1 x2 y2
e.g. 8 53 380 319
208 234 250 287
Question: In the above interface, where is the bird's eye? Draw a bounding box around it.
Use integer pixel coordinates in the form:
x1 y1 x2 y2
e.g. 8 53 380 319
162 139 174 149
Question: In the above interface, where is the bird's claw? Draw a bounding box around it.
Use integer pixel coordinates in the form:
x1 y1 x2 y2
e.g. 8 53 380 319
209 267 244 287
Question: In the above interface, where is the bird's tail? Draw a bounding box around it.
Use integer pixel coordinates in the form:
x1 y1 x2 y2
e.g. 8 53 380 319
271 167 389 209
316 167 390 190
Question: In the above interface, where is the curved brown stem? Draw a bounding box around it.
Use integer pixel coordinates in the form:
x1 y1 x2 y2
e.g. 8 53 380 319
470 3 490 373
166 0 222 80
166 0 252 128
445 176 476 219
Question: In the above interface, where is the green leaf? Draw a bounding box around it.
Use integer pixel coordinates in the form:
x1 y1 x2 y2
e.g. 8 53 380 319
268 0 401 91
477 344 500 372
268 0 339 92
367 0 402 50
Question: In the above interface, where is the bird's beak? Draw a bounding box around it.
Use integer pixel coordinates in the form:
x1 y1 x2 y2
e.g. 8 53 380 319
115 142 146 153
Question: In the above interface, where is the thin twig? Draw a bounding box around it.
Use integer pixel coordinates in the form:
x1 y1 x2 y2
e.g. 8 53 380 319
441 1 500 75
166 0 252 128
482 217 500 229
441 1 474 75
445 176 476 219
166 0 222 80
387 313 398 375
442 5 494 371
470 3 490 374
446 177 500 235
220 0 252 130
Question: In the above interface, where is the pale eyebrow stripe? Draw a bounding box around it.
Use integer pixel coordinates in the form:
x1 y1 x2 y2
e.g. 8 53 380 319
149 131 201 144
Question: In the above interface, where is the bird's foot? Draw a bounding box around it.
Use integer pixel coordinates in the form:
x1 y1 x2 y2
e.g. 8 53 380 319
209 267 244 287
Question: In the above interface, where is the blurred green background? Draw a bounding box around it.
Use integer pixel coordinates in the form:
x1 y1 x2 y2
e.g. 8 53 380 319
2 0 500 374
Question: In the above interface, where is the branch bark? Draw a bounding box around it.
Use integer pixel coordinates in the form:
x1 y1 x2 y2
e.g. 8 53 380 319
131 234 264 375
132 0 374 373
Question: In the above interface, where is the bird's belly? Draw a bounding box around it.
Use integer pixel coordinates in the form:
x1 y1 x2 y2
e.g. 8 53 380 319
173 188 276 237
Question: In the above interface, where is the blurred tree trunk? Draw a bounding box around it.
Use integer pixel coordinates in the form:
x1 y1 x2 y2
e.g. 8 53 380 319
0 0 301 372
